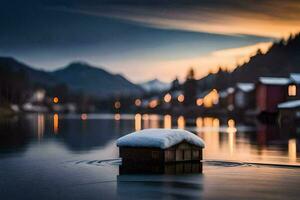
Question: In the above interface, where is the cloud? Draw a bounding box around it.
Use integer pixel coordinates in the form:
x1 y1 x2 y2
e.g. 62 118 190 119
53 0 300 38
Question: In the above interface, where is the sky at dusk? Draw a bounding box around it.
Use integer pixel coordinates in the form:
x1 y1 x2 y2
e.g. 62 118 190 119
1 0 300 82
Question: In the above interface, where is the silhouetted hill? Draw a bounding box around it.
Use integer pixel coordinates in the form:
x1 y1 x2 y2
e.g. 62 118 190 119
0 57 57 86
0 57 143 98
53 62 143 97
197 33 300 90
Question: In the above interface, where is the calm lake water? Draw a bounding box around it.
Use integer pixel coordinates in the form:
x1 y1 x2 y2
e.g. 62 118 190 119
1 113 300 200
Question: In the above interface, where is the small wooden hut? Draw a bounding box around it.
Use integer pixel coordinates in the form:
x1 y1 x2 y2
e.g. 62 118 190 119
117 129 205 165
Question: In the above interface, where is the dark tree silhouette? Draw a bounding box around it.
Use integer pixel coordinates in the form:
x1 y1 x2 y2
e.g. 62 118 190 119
183 68 197 107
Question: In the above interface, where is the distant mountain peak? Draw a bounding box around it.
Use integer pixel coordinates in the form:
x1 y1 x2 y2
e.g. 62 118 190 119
139 79 171 92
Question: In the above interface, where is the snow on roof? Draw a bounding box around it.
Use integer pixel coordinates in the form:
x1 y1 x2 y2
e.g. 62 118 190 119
116 128 205 149
259 77 290 85
278 100 300 109
236 83 255 92
290 73 300 84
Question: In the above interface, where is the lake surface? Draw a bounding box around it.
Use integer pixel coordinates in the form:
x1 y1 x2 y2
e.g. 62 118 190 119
1 113 300 199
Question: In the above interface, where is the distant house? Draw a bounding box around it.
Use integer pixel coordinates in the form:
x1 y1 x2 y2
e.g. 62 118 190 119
278 100 300 123
234 83 255 110
256 77 290 113
217 87 236 111
117 129 205 165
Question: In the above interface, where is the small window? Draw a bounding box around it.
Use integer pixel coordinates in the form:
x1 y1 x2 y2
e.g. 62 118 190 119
288 85 297 96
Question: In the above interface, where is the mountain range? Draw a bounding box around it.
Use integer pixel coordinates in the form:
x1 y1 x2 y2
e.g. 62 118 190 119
0 57 143 98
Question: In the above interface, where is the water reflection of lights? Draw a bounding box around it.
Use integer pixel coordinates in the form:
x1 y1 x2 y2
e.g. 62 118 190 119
164 115 172 129
288 139 297 162
228 132 236 155
142 114 150 129
135 114 142 131
81 113 88 120
177 116 185 129
37 114 45 140
53 113 59 134
149 115 160 128
196 117 203 128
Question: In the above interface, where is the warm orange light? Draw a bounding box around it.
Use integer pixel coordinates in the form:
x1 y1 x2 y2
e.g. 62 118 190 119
114 101 121 109
228 119 235 127
203 89 219 108
114 113 121 120
288 85 297 96
177 116 185 129
81 113 88 120
53 113 59 134
227 119 237 133
53 97 59 104
164 93 172 103
135 113 142 131
149 100 158 108
196 98 203 106
177 94 184 103
135 99 141 106
164 115 172 128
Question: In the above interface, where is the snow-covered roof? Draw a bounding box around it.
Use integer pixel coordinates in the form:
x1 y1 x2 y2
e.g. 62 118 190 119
278 100 300 109
259 77 290 85
290 73 300 84
116 128 205 149
236 83 255 92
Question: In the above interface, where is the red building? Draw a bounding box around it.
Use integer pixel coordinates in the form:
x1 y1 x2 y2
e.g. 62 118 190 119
256 77 290 113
